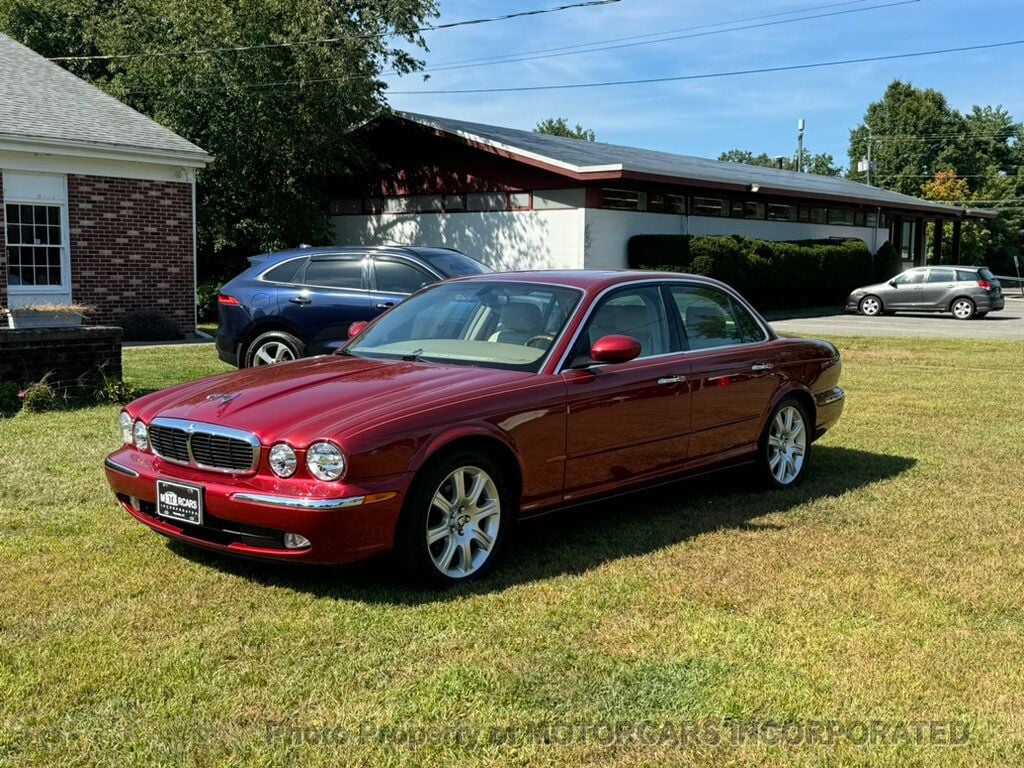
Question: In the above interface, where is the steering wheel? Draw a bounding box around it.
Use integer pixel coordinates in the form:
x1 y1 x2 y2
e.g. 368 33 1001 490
525 333 555 349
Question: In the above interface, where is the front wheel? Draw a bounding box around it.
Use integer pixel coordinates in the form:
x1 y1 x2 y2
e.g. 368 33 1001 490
759 399 811 488
951 298 976 321
396 450 511 587
859 295 883 316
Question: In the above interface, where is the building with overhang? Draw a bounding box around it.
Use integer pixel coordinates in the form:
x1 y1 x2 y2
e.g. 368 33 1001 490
331 112 992 271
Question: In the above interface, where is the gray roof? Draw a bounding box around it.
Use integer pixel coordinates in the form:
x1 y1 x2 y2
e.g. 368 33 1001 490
399 111 983 218
0 33 209 162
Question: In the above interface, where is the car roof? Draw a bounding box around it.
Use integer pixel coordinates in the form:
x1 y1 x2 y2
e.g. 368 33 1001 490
253 244 467 262
447 269 730 292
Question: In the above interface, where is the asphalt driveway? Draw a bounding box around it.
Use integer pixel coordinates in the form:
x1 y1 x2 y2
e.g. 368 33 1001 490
771 297 1024 340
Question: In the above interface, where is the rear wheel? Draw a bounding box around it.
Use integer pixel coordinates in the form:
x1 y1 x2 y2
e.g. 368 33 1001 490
859 295 883 316
951 298 976 321
396 450 511 587
759 399 811 488
244 330 304 367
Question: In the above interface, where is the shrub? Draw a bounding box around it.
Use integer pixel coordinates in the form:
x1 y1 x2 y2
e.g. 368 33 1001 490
0 381 20 416
196 280 223 323
120 311 184 342
872 240 902 283
22 381 56 413
626 234 875 310
94 377 138 405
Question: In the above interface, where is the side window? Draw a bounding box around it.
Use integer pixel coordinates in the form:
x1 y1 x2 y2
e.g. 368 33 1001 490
261 257 307 284
671 285 761 350
895 270 927 285
956 269 978 282
928 269 955 283
374 258 435 294
303 257 365 290
583 286 672 359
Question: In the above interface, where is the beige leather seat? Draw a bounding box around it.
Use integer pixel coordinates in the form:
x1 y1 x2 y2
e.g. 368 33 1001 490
489 302 543 345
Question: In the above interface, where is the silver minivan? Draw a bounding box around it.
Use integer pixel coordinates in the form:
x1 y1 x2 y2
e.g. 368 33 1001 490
847 266 1005 320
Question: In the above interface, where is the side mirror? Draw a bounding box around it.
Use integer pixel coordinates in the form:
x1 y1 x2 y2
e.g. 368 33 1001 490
348 320 369 339
888 280 898 288
590 335 641 364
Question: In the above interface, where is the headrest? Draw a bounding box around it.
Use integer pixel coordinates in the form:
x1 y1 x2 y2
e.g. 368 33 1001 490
500 302 543 332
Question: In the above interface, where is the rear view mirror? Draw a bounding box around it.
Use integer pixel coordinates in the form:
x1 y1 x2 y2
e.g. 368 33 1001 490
348 321 369 339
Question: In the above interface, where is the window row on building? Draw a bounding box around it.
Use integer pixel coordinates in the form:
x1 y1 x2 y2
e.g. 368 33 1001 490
331 191 533 216
601 188 888 229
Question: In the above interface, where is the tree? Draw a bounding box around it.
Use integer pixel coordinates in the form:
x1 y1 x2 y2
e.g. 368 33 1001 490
717 149 841 176
534 117 596 141
0 0 438 279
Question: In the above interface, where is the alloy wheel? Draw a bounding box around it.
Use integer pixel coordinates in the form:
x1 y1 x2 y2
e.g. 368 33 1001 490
253 341 296 365
860 296 881 316
952 299 974 320
426 466 501 578
767 405 807 485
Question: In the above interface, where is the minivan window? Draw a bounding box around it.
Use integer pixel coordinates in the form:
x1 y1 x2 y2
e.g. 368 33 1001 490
304 257 365 290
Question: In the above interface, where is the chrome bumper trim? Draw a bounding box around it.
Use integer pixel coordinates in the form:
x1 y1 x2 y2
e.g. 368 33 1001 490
818 387 845 406
230 492 365 510
104 458 140 478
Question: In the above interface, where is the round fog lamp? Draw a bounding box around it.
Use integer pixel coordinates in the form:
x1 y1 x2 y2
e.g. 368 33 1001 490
306 441 346 481
132 420 149 452
269 443 298 478
284 533 311 550
119 412 133 444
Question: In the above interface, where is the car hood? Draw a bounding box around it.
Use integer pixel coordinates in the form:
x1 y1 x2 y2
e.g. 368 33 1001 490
131 354 535 445
849 281 891 295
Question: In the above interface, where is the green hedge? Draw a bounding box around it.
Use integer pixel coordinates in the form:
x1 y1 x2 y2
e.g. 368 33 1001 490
628 234 888 310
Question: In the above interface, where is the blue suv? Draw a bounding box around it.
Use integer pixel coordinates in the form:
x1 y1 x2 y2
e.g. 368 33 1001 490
216 246 490 367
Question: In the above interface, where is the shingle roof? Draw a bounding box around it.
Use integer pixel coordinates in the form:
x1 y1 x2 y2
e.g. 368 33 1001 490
398 111 984 218
0 33 209 163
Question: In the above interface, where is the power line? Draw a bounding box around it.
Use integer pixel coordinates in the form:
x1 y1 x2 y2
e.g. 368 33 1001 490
123 38 1024 96
46 0 621 61
393 0 917 76
388 39 1024 95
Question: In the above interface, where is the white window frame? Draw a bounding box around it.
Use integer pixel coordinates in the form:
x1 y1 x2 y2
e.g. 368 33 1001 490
3 172 72 300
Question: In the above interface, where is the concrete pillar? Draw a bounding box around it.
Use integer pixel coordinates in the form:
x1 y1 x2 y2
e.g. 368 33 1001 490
933 219 944 265
913 217 926 266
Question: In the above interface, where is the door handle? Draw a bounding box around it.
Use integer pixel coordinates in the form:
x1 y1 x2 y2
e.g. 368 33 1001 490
658 375 687 386
375 302 395 310
751 363 775 372
288 296 311 306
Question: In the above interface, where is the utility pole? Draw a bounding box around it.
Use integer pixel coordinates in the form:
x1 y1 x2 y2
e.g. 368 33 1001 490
866 124 873 186
797 118 805 172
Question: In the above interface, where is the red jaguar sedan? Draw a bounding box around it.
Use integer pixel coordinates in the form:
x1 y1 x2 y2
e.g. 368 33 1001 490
105 271 844 586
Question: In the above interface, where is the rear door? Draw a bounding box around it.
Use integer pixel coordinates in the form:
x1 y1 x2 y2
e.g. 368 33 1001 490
278 254 371 354
669 283 780 459
368 255 440 317
921 267 956 309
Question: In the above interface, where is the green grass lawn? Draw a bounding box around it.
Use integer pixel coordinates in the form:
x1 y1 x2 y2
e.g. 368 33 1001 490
2 337 1023 766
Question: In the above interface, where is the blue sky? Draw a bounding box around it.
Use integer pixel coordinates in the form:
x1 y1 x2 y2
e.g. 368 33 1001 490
387 0 1024 170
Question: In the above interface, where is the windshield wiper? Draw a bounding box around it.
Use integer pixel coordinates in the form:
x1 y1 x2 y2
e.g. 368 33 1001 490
400 348 427 362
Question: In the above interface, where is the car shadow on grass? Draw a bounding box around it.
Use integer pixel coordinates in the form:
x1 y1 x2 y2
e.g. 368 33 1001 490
166 445 915 604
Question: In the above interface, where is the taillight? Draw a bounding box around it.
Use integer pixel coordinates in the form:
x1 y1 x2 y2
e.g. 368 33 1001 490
218 294 240 305
977 280 992 290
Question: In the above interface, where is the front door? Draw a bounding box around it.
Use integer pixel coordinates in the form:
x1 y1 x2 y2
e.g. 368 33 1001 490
368 255 439 317
885 268 927 309
562 284 691 500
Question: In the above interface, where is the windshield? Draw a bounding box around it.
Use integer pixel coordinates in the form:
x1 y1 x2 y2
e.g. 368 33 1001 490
347 281 582 372
416 249 492 277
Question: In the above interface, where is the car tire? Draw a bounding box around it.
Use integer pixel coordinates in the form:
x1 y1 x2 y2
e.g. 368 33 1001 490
395 449 512 588
951 298 976 321
244 330 304 367
758 398 812 489
859 295 883 317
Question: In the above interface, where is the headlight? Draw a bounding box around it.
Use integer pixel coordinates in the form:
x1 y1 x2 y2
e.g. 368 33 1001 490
306 441 346 481
119 412 133 444
132 420 149 451
269 443 298 478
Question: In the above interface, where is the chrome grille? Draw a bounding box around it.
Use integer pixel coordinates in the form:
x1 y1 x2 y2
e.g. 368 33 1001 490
149 418 260 473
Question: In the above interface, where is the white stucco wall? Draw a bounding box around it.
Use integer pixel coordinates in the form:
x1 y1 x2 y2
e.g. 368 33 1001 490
332 209 585 271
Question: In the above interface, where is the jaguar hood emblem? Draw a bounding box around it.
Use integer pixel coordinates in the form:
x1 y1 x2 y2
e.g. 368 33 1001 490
205 393 239 406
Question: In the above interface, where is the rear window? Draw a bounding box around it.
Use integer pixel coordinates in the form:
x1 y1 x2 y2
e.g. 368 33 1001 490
261 257 306 284
415 249 491 278
979 268 996 281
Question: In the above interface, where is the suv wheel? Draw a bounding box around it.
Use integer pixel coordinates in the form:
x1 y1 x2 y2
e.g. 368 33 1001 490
951 298 976 321
245 330 304 366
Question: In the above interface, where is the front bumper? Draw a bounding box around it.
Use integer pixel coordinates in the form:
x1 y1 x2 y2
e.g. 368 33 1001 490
104 447 409 565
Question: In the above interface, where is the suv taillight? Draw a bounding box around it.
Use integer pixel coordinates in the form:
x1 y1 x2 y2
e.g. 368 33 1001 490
977 280 992 290
218 294 240 305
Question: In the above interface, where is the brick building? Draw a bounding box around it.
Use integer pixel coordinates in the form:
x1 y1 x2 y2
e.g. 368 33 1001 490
0 33 210 330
